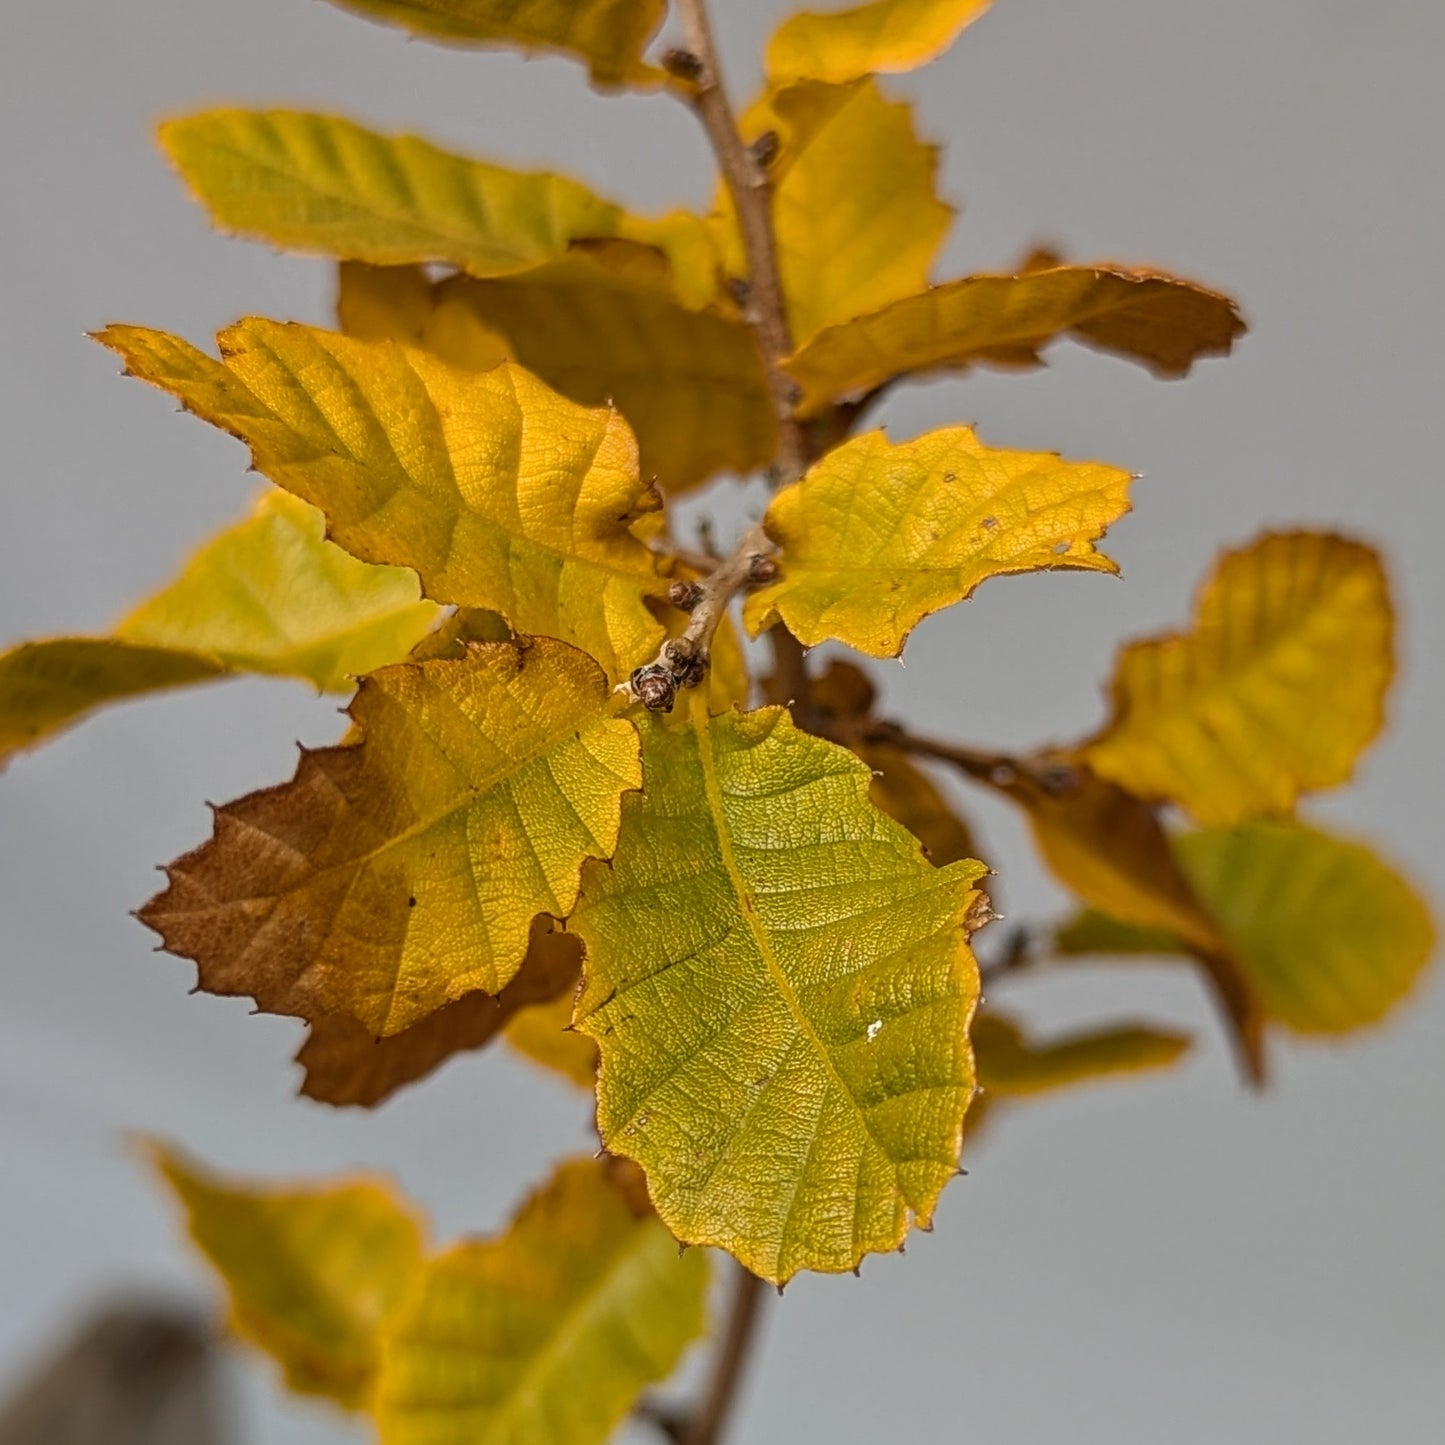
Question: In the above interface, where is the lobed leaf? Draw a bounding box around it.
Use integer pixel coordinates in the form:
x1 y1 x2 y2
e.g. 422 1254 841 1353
337 245 773 494
319 0 668 88
784 263 1247 415
149 1142 425 1408
744 426 1132 656
572 704 984 1282
973 1012 1190 1097
767 0 991 86
0 490 438 764
139 639 641 1036
374 1157 708 1445
722 79 951 344
97 321 666 681
297 916 583 1107
1084 532 1393 825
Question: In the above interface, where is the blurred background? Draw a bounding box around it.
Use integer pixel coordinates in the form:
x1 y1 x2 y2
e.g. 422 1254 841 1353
2 0 1443 1440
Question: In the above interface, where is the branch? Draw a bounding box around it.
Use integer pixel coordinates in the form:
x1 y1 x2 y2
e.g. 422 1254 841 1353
683 1261 768 1445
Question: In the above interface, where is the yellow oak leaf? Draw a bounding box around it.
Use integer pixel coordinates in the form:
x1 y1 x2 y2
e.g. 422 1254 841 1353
973 1012 1190 1098
504 990 600 1089
139 639 641 1036
572 703 984 1282
97 320 666 682
784 262 1247 415
374 1157 708 1445
149 1142 425 1409
1083 532 1393 825
337 243 774 494
159 111 705 282
767 0 992 86
721 79 951 344
743 426 1132 656
319 0 667 89
297 917 583 1107
0 490 438 764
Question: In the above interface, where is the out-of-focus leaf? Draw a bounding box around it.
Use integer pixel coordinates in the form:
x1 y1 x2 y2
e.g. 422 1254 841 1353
337 245 774 493
149 1142 424 1408
139 639 641 1036
572 703 984 1282
744 426 1131 656
97 321 667 681
0 640 222 765
722 79 951 344
159 111 639 277
505 990 600 1089
1054 909 1184 959
784 263 1246 414
374 1158 708 1445
297 917 583 1107
766 0 991 85
0 490 439 764
1084 532 1393 825
973 1012 1190 1097
320 0 667 88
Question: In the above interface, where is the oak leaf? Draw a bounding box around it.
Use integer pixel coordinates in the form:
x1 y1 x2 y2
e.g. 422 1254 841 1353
0 490 437 763
319 0 668 89
784 263 1246 415
571 704 984 1282
373 1157 708 1445
1083 532 1393 825
140 639 641 1036
337 245 774 493
767 0 991 86
297 916 583 1107
744 426 1132 656
149 1142 425 1408
97 320 667 681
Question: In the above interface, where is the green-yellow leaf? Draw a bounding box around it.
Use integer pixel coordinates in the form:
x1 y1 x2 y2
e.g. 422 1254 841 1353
1084 532 1393 825
337 245 774 493
784 262 1247 414
374 1157 708 1445
149 1141 425 1408
97 320 667 682
572 703 984 1282
744 426 1132 656
722 79 951 344
505 989 600 1089
297 916 584 1107
973 1012 1190 1097
767 0 991 86
139 639 641 1036
320 0 667 89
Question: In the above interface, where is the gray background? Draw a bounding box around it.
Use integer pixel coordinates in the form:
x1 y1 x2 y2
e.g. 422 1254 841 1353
3 0 1443 1440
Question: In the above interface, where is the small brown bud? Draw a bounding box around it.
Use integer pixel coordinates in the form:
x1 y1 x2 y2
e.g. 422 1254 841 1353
667 579 704 611
630 663 677 713
750 129 781 168
726 276 751 309
661 47 704 82
746 553 779 585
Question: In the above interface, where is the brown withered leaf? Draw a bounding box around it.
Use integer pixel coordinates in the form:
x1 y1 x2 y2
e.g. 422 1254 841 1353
297 917 583 1107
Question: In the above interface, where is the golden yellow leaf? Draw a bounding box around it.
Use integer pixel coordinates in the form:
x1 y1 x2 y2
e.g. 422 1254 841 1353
504 990 600 1089
973 1012 1190 1097
0 490 439 763
743 426 1132 656
722 79 951 344
320 0 667 89
139 639 641 1036
0 640 222 765
784 262 1247 414
336 243 775 494
160 111 640 277
572 703 984 1282
1084 532 1393 825
97 320 667 682
297 917 583 1107
149 1142 425 1408
374 1157 708 1445
767 0 991 86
